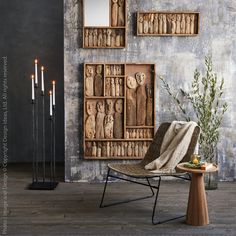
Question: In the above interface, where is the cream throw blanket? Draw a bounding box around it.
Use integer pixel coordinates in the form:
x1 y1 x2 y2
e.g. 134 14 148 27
145 121 198 173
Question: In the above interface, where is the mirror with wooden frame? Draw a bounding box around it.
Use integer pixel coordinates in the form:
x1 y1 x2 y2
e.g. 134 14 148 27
137 12 199 36
84 63 156 160
83 0 127 48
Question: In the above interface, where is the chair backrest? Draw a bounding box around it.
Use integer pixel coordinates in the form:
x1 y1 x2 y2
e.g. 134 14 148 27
140 122 200 167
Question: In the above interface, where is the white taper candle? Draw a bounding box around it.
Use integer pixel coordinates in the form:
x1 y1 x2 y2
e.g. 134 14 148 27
31 75 35 100
41 66 44 92
49 90 53 116
52 80 56 106
34 59 38 85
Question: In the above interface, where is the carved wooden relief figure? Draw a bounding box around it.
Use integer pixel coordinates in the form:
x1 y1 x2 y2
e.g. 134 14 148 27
110 78 115 96
115 78 120 96
111 31 116 47
153 14 159 34
94 65 103 96
97 142 102 157
159 14 163 34
111 0 118 27
119 79 123 96
93 29 98 47
85 100 96 139
85 66 94 96
143 14 149 34
105 78 111 96
126 76 137 126
104 99 114 138
138 15 144 34
103 29 107 47
115 34 121 47
162 14 167 34
114 99 123 138
88 30 93 47
171 14 176 34
91 142 97 157
95 101 105 139
85 29 89 47
176 14 181 34
146 84 153 126
190 14 195 34
107 29 112 47
180 14 186 34
149 14 154 34
167 14 172 34
98 29 103 47
185 14 191 34
136 72 147 126
118 0 125 26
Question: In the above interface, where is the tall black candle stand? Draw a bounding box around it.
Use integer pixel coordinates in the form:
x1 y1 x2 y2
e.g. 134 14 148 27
29 87 58 190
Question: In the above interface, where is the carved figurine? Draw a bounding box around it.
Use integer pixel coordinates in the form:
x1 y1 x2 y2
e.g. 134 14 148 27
171 14 176 34
135 142 139 157
111 0 118 27
126 130 129 139
110 142 114 156
85 66 94 96
85 29 89 47
136 72 147 126
101 142 106 157
94 65 103 96
185 14 191 34
131 142 135 156
121 142 125 156
136 129 139 139
106 142 110 156
93 29 98 47
95 101 105 139
162 14 167 34
149 14 154 34
126 76 137 126
159 14 163 34
180 14 186 34
91 142 97 157
85 100 96 139
118 0 125 26
115 34 121 47
153 14 159 34
176 14 181 34
190 14 195 34
105 78 111 96
114 99 123 139
146 84 153 126
111 30 116 47
115 78 120 96
104 99 114 138
127 142 132 156
107 29 112 47
138 142 143 157
103 29 107 47
119 79 123 96
110 78 115 96
167 14 172 33
138 15 144 34
143 14 149 34
88 30 93 47
117 143 121 156
113 142 117 156
98 29 103 47
106 66 110 76
97 142 102 157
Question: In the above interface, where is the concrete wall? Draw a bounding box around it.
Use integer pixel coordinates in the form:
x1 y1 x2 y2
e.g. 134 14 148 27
64 0 236 181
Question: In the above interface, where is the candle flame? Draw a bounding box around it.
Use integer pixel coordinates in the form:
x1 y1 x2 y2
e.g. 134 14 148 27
52 80 56 85
34 59 38 64
31 75 34 79
49 90 52 95
41 66 44 71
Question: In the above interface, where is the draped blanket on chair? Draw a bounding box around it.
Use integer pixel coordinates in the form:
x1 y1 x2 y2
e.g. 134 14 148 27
145 121 199 173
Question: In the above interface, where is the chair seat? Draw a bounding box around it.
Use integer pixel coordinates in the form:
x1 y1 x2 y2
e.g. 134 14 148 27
108 163 185 178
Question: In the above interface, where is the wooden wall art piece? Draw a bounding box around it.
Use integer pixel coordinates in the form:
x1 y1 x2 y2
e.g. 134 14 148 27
137 12 199 36
84 63 156 159
83 0 127 48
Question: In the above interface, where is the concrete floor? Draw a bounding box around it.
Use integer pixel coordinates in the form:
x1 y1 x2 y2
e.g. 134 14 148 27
0 164 235 235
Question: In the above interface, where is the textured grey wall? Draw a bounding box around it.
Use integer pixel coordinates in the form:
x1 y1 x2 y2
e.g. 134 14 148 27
64 0 236 182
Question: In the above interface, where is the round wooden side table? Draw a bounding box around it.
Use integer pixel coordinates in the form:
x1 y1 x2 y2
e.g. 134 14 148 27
177 162 218 226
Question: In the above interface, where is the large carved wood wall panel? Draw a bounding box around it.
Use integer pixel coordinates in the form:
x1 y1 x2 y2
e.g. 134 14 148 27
84 63 156 159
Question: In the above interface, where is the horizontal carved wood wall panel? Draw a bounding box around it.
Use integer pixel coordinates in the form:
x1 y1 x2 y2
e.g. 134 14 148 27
84 63 156 159
137 12 199 36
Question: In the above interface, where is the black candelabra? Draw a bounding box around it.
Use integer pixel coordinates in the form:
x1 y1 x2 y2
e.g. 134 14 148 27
29 61 58 190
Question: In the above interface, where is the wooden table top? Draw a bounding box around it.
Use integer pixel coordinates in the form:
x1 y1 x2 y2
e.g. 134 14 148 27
177 162 218 174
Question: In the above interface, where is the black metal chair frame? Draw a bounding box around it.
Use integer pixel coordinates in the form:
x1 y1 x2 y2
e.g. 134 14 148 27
100 167 191 225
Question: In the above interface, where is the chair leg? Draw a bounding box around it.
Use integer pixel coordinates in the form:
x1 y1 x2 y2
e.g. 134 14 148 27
151 176 185 225
100 168 110 208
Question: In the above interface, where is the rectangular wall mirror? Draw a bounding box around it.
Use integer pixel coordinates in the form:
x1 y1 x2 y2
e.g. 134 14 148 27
84 0 110 26
83 0 127 49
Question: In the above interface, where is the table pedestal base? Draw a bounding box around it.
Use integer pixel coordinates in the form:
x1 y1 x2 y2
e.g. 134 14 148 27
186 173 209 226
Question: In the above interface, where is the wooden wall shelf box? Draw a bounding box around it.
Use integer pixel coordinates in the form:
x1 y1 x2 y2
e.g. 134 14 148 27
83 0 127 48
137 12 199 36
84 63 156 159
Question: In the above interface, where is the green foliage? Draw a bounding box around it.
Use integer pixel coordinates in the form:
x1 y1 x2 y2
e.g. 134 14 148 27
160 56 228 162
